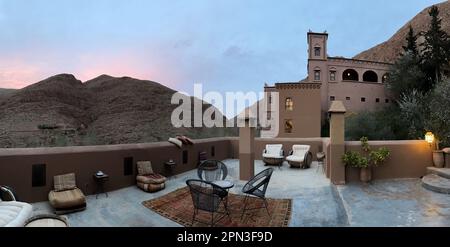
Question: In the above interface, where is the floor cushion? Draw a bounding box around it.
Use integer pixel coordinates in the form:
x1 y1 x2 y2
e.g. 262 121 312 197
48 188 86 210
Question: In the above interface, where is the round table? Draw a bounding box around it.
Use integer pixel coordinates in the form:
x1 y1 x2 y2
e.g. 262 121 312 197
212 180 234 190
24 214 69 227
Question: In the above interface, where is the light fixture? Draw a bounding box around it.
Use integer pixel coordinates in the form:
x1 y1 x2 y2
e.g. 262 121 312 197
425 132 435 145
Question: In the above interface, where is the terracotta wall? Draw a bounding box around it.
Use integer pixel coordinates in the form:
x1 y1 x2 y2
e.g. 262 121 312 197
275 84 322 138
345 140 432 182
0 138 231 202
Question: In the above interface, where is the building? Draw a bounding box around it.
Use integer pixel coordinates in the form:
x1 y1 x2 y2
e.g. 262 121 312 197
263 31 393 138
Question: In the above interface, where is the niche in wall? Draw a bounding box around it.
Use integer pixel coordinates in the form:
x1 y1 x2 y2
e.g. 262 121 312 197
32 164 46 187
123 157 133 176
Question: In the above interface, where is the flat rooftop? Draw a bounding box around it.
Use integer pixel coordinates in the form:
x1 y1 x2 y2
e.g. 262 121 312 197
32 159 450 227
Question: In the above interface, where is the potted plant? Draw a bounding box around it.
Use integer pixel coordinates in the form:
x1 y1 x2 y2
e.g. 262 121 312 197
425 132 445 168
342 137 390 183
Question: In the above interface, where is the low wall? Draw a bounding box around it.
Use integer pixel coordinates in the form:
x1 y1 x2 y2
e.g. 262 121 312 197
345 140 432 182
0 138 231 202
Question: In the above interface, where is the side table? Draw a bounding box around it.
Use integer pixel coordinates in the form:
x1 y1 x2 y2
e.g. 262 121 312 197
164 161 176 178
93 173 109 199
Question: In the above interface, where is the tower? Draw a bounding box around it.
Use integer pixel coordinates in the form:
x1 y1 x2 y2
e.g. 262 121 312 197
307 31 329 125
307 31 328 60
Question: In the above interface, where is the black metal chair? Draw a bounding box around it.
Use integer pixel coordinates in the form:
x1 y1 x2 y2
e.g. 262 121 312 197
241 168 274 219
186 179 230 226
197 160 228 182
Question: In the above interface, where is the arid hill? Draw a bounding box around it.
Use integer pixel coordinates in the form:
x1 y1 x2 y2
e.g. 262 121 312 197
0 74 236 148
354 1 450 63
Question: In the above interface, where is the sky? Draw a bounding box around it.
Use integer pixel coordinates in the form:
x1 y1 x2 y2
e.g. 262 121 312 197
0 0 444 114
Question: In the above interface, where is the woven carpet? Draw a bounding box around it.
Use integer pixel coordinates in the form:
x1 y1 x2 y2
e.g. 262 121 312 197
142 186 291 227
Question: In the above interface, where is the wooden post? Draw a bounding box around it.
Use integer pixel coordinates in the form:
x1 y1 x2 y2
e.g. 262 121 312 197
328 101 346 185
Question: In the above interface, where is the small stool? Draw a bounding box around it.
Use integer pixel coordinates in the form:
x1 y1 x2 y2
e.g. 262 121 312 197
316 152 326 174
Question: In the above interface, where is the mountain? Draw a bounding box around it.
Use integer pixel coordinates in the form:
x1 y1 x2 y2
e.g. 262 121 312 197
0 74 236 148
354 1 450 63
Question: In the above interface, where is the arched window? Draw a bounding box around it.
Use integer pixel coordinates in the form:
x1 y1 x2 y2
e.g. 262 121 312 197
363 70 378 82
285 120 293 133
382 73 389 83
285 98 293 111
342 69 359 81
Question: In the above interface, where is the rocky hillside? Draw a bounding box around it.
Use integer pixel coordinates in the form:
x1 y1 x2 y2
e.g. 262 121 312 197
0 74 236 148
354 1 450 63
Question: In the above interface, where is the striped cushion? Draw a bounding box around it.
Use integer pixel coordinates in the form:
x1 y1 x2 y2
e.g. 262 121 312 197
137 161 154 175
53 173 76 192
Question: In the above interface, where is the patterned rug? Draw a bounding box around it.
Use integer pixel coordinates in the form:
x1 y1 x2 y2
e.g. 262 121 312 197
142 186 291 227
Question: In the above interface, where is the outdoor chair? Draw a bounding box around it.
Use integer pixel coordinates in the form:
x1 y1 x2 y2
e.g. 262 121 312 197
136 161 167 193
241 168 274 219
0 185 33 227
286 145 313 169
262 144 284 167
186 179 230 227
48 173 86 215
197 160 228 182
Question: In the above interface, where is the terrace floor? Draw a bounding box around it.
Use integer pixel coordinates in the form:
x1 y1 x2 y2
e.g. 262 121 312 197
31 159 450 227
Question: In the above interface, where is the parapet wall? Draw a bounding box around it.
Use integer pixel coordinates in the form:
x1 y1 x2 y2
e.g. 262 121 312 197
345 140 432 182
0 138 232 202
0 137 433 202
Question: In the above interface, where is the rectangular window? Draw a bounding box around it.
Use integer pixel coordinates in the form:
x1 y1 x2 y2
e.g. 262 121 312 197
330 71 336 81
385 99 389 103
346 97 351 100
314 70 321 81
314 47 321 56
376 98 380 103
211 146 215 157
285 98 294 111
330 96 335 101
361 97 366 102
285 119 293 133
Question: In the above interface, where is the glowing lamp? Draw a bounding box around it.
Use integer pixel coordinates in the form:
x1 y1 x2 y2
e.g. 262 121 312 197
425 132 434 144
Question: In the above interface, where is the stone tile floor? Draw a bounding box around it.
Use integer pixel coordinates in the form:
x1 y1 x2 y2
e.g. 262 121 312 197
32 159 450 227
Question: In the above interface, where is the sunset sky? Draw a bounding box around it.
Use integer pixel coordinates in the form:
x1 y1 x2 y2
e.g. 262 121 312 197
0 0 444 98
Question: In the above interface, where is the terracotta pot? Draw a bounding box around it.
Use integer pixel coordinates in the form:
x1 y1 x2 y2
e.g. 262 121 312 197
360 167 372 183
432 150 445 168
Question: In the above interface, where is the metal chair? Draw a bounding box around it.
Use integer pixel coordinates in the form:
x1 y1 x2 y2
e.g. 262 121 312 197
197 160 228 182
186 179 230 226
241 168 274 219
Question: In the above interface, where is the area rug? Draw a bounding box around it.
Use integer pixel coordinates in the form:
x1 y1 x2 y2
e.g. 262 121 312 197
142 186 291 227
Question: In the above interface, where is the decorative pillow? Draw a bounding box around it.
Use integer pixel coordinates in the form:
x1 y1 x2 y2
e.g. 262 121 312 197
168 137 182 148
137 161 154 175
54 173 77 192
182 136 194 145
176 135 188 145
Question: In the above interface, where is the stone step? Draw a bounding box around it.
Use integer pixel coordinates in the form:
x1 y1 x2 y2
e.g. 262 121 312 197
426 167 450 179
422 174 450 194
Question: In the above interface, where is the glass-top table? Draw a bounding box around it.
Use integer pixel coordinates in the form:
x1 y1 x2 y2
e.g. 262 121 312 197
212 180 234 190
